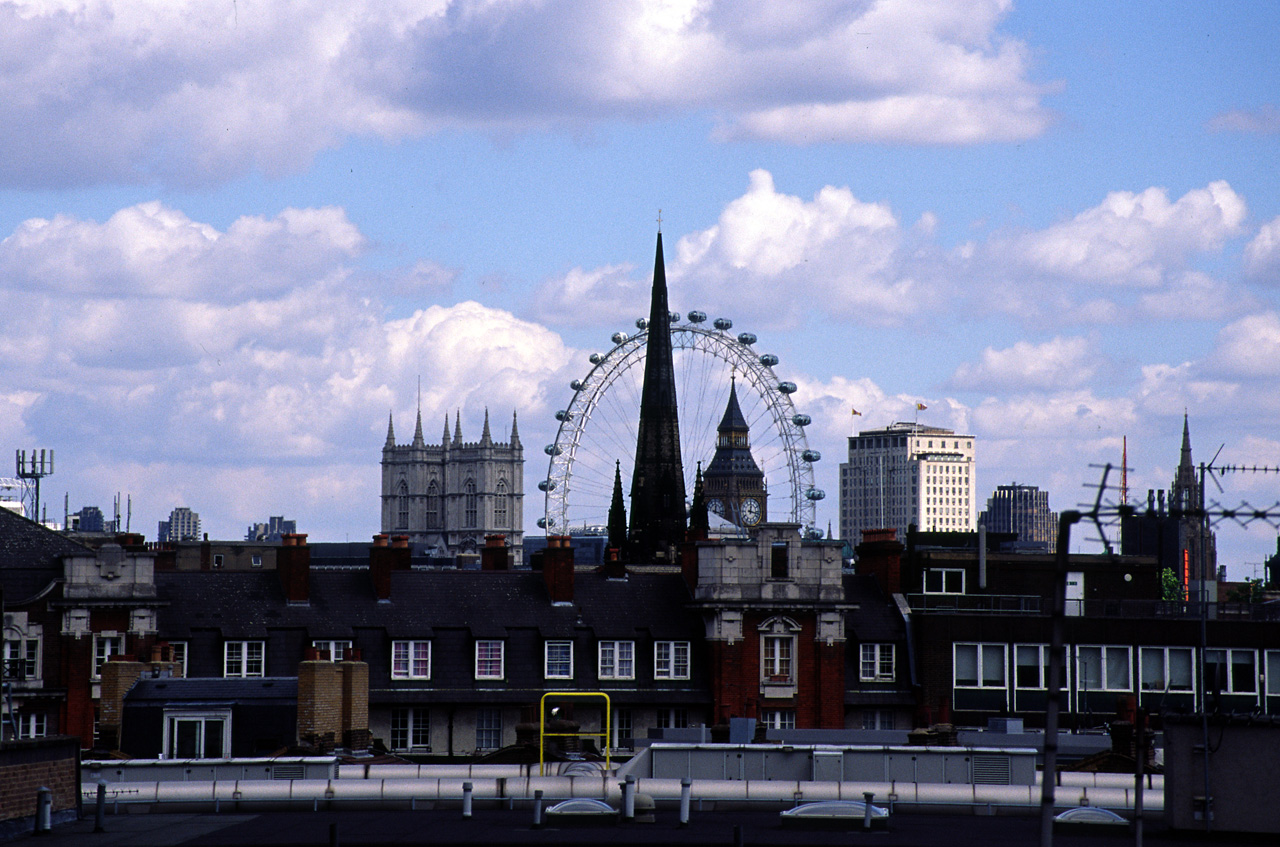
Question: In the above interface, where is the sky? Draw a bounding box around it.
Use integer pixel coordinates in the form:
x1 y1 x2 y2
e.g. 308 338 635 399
1 1 1278 579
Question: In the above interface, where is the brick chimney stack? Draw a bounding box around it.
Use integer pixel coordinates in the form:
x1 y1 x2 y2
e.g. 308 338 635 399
370 534 411 600
278 533 311 604
602 545 626 579
543 535 575 603
855 528 904 595
481 534 509 571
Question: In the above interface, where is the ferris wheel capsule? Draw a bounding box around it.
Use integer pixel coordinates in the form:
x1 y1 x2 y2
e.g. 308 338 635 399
801 449 821 462
555 410 573 421
545 444 563 456
635 318 648 329
538 479 557 491
713 317 733 331
669 311 681 324
737 332 757 346
778 381 797 394
611 332 629 344
570 379 584 391
759 353 779 367
537 517 547 528
805 488 826 501
687 311 707 323
791 413 811 427
589 353 602 364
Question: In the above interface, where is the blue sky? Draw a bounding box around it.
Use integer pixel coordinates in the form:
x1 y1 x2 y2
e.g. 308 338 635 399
1 1 1278 577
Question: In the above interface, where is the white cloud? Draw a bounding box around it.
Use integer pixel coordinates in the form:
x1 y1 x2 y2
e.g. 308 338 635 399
950 337 1099 391
1137 271 1256 322
971 390 1137 440
1206 312 1280 378
1207 104 1280 135
1244 216 1280 282
0 0 1052 187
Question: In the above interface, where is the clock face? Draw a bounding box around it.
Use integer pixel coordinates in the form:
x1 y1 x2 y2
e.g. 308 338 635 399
706 498 724 517
740 497 762 526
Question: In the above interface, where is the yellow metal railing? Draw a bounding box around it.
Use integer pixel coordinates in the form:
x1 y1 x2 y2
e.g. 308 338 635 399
539 691 611 776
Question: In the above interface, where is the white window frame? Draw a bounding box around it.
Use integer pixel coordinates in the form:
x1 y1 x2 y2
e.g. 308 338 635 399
390 707 431 751
391 641 432 679
312 640 353 661
544 640 574 679
1140 646 1195 693
1014 644 1051 690
760 709 796 730
16 713 47 739
860 644 894 682
761 635 794 683
475 708 502 750
598 641 635 680
223 640 265 678
656 708 689 729
925 568 965 594
475 640 505 680
654 641 690 680
93 634 125 679
162 709 231 759
861 709 896 730
3 638 40 681
1204 648 1257 695
1075 645 1131 693
167 641 188 677
954 643 1007 689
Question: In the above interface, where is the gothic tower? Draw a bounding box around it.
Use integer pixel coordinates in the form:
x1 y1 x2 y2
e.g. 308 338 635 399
627 232 686 562
1171 413 1216 586
702 378 767 529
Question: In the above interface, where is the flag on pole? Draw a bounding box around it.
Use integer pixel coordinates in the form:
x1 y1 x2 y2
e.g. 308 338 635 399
851 408 862 416
916 402 928 411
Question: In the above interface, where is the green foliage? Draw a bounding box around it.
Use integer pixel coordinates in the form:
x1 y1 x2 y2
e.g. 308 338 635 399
1159 568 1183 602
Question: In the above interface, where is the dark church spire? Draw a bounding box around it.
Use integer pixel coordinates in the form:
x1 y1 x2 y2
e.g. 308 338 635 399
608 461 628 551
627 231 686 562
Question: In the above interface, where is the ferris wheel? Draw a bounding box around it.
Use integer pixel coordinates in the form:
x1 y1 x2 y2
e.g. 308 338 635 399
539 311 825 537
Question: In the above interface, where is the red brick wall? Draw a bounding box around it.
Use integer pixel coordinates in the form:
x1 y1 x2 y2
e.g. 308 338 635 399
0 737 79 823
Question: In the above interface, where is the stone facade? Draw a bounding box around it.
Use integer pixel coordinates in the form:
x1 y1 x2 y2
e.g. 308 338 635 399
381 409 523 566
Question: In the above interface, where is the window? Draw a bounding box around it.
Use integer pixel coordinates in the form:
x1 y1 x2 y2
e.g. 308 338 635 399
212 554 224 568
1015 645 1051 690
390 707 430 751
760 709 796 730
167 641 188 677
426 480 440 528
312 640 353 661
770 543 789 579
955 643 1006 688
862 709 896 730
654 641 690 680
925 568 965 594
545 641 574 679
251 555 263 568
860 644 894 682
1204 649 1256 695
1076 646 1131 692
1140 647 1194 692
656 708 689 729
612 709 634 750
762 635 794 683
1267 651 1280 696
3 638 39 681
224 641 265 678
475 640 504 679
392 641 432 679
94 635 124 679
164 711 229 759
464 479 477 528
598 641 635 679
475 708 502 750
494 480 508 527
16 713 47 739
396 480 410 530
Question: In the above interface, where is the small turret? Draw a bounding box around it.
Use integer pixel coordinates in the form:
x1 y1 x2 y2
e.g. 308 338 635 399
384 412 396 449
481 408 492 446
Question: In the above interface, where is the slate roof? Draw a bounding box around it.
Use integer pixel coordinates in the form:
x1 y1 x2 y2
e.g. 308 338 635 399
155 568 700 642
0 505 89 604
842 574 907 642
126 676 298 706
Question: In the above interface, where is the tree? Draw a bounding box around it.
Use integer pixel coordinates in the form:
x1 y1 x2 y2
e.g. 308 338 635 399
1159 567 1183 602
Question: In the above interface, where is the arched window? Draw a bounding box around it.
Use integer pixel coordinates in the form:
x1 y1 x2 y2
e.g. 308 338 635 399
464 479 478 528
397 480 410 530
426 480 440 528
494 480 508 527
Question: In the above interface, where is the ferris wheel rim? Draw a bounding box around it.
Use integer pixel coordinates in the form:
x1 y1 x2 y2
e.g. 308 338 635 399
541 318 819 535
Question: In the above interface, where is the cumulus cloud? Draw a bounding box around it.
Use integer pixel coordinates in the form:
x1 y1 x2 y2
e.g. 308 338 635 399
0 0 1052 187
1244 216 1280 283
1206 312 1280 378
950 337 1099 391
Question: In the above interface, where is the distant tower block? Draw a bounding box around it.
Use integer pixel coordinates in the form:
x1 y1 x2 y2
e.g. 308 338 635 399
15 448 54 523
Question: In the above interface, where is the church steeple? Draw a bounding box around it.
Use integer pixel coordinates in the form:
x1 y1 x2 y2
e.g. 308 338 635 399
412 408 425 448
608 461 628 551
510 411 521 448
481 408 492 446
453 411 463 445
385 411 396 449
627 231 687 562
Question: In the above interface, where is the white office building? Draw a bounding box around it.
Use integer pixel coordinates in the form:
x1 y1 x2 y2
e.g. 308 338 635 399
839 423 976 545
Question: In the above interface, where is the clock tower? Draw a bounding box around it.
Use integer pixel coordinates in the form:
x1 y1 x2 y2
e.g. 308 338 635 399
702 378 767 529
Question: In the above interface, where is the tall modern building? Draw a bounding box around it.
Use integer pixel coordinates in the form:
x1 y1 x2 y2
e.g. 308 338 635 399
626 231 686 563
158 506 201 542
839 423 975 545
978 484 1058 552
381 408 524 566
